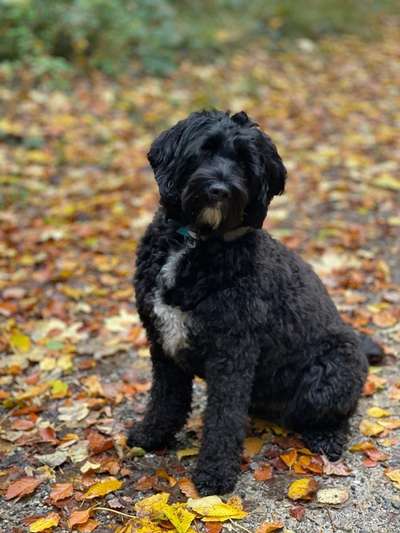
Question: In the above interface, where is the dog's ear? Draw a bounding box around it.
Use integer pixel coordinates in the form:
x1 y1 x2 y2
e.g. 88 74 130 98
244 131 287 228
261 132 287 200
147 120 187 211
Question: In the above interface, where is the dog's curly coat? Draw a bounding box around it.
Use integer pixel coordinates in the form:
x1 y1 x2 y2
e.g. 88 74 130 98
128 110 381 495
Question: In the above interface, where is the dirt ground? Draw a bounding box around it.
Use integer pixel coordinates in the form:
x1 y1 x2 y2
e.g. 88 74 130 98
1 24 399 533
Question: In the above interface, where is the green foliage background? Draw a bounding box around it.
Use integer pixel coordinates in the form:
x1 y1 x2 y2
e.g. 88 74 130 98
0 0 398 76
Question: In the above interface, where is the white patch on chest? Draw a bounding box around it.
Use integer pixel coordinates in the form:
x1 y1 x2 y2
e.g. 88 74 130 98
152 248 190 357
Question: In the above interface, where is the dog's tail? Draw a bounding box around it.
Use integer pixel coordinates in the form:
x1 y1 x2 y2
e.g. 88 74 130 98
357 332 385 365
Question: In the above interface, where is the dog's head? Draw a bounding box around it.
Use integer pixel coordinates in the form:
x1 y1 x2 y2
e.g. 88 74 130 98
148 110 286 232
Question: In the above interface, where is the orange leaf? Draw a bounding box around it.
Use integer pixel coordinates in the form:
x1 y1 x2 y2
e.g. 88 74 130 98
5 477 41 501
280 449 297 468
68 509 91 528
178 477 200 498
205 524 223 533
50 482 74 503
78 519 99 532
256 521 284 533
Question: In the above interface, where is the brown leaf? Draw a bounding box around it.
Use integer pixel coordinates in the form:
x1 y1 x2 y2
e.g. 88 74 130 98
253 464 273 481
87 429 114 455
49 482 74 503
243 437 264 459
5 477 41 501
322 457 352 476
290 505 305 521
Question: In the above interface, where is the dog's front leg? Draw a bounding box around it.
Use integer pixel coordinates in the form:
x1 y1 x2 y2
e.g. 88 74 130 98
193 347 257 495
127 344 193 450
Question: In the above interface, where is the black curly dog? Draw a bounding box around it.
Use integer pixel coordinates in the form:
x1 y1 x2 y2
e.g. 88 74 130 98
127 110 382 495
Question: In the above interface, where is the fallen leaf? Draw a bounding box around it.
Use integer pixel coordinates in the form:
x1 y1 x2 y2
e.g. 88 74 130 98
204 525 223 533
178 478 200 498
35 450 68 468
59 403 90 424
377 418 400 430
289 506 305 521
254 463 273 481
364 448 389 462
243 437 264 459
68 509 91 528
287 478 318 501
256 521 284 533
135 492 170 520
187 495 247 521
322 457 352 476
176 447 199 460
316 487 349 505
359 419 385 437
163 503 196 533
78 518 99 532
367 406 390 418
385 469 400 490
50 482 74 502
83 478 123 499
5 477 41 501
10 329 31 353
29 512 60 532
280 449 297 468
349 440 375 452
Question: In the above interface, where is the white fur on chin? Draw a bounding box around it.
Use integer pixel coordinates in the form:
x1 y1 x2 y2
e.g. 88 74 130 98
197 206 222 229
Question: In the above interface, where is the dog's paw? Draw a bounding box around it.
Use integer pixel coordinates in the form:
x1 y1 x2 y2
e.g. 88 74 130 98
193 466 238 496
127 425 167 451
302 429 346 462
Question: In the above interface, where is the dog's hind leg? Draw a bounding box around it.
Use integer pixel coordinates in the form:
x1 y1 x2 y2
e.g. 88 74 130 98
127 344 193 450
285 345 368 461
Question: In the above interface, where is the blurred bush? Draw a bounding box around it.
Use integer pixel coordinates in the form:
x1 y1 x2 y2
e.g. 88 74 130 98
0 0 397 76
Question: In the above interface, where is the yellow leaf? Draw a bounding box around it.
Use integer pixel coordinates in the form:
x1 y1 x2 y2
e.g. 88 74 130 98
349 441 375 452
385 469 400 490
176 447 199 460
10 330 31 353
135 492 170 520
50 379 69 398
287 478 318 501
359 419 385 437
243 437 264 459
30 512 60 532
372 174 400 191
367 407 390 418
163 503 196 533
83 478 123 499
187 495 247 522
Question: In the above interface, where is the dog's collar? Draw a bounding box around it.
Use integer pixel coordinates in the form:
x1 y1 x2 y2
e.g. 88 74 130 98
177 225 252 247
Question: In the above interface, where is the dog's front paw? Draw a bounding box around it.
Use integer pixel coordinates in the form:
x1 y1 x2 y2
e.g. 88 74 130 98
193 465 238 496
127 425 167 451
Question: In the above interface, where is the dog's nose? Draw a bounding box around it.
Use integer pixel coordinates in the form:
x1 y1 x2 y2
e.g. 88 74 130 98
208 184 229 201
